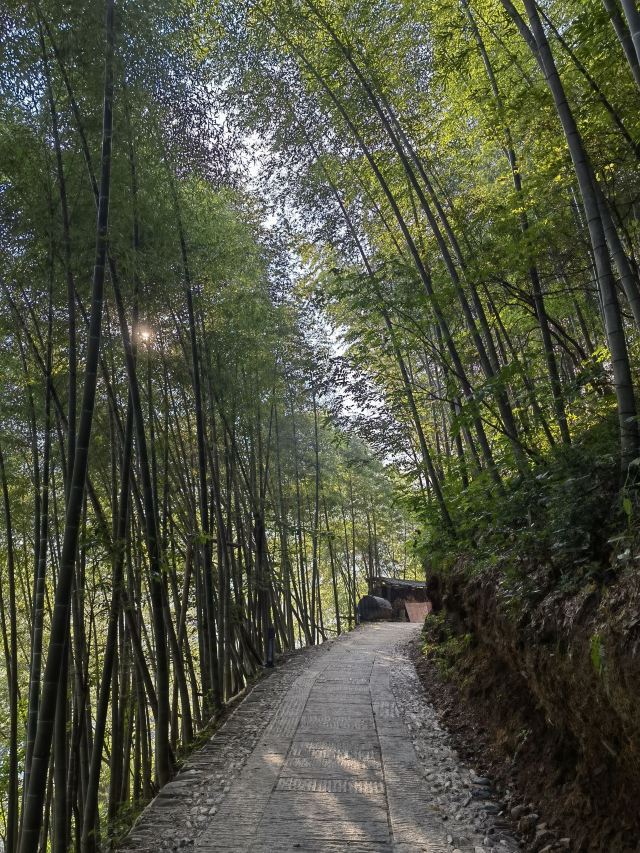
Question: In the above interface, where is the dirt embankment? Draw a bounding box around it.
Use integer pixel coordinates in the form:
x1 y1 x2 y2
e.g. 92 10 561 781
418 565 640 852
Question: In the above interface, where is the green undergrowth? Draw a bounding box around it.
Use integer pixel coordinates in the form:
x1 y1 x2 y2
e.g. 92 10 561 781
421 612 473 680
415 414 636 597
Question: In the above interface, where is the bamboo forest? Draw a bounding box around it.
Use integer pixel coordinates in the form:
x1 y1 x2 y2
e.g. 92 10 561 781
2 1 640 852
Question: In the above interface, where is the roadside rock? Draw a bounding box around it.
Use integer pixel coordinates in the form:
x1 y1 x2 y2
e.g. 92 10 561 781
518 813 539 835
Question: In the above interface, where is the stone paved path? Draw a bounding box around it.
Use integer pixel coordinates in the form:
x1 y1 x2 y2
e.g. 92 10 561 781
122 624 518 853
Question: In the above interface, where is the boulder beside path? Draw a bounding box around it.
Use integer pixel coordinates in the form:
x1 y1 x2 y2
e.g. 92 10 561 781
358 594 393 621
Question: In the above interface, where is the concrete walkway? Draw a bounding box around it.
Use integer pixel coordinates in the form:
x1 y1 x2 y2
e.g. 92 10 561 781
123 624 517 853
195 623 452 852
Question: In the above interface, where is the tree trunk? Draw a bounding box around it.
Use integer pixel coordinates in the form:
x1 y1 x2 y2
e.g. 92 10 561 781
19 3 115 848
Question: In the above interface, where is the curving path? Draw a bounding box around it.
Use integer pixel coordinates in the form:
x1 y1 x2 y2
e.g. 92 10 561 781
122 624 517 853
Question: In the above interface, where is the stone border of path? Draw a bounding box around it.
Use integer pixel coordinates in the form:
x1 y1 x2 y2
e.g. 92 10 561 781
118 639 335 853
388 640 520 853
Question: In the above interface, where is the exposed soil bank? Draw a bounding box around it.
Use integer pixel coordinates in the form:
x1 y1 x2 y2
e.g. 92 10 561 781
417 565 640 852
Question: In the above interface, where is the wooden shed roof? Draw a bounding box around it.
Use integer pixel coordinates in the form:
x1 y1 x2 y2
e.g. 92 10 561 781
371 575 427 589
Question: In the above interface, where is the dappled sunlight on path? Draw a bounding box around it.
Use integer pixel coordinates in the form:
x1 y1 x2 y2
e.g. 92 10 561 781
193 624 515 853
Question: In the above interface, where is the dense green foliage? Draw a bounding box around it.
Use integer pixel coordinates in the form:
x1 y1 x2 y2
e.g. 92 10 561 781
209 0 640 556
